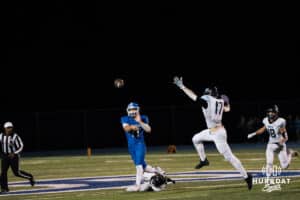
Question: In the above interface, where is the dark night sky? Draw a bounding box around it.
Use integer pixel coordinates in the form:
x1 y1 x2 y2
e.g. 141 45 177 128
4 2 299 111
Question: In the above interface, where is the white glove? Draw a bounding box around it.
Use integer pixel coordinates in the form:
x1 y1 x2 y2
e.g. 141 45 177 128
247 132 256 139
173 76 185 89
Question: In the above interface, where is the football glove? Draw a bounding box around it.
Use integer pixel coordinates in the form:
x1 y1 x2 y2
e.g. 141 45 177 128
173 76 185 89
247 132 256 139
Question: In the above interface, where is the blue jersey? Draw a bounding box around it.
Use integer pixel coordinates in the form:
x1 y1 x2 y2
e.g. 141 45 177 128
120 115 149 144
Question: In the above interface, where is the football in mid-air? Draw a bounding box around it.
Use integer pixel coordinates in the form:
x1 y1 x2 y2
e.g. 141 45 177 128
114 78 124 88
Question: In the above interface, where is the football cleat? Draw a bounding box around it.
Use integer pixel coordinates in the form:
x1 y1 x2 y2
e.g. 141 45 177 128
245 173 253 190
195 158 210 169
30 177 36 187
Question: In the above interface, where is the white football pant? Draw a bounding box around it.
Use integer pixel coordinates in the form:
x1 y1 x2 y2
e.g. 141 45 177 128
192 127 248 178
266 143 292 177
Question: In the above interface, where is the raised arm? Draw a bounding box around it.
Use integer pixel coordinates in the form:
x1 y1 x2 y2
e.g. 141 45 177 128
173 76 197 101
173 76 208 108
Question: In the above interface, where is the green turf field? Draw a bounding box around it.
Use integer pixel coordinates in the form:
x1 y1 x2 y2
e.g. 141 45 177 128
1 147 300 200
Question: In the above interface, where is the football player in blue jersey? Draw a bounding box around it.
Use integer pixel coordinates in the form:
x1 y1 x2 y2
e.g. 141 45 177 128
121 102 164 192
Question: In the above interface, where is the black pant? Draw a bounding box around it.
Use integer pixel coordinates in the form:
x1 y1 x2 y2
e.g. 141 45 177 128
0 154 33 190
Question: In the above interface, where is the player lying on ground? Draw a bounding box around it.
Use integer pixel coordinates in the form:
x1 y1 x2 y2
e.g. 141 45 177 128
121 102 165 192
127 169 176 192
173 77 253 190
247 105 298 176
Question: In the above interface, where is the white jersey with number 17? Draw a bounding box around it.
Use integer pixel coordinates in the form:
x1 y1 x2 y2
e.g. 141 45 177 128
201 95 224 129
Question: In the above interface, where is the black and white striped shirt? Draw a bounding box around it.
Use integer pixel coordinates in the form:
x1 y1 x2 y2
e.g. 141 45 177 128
0 133 24 155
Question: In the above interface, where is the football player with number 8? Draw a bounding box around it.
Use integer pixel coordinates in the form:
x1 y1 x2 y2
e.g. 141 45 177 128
247 105 298 178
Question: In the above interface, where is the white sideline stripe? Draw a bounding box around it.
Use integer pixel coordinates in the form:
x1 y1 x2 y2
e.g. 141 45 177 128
7 178 300 198
88 178 135 182
4 170 300 197
184 183 244 189
9 170 300 184
9 174 133 184
7 170 227 184
11 184 87 189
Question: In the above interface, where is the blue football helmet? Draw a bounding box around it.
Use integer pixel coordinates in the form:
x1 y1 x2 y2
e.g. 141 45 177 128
127 102 140 117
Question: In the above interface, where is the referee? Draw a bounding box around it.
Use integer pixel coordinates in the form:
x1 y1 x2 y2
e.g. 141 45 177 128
0 122 35 193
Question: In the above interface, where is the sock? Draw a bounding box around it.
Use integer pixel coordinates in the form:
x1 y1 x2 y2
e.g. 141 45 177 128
193 142 206 161
136 165 143 186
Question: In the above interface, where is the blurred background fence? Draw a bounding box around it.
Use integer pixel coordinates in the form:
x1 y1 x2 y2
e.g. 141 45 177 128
1 100 300 152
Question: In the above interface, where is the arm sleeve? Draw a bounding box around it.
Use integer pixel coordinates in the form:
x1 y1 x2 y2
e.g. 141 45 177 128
14 135 24 154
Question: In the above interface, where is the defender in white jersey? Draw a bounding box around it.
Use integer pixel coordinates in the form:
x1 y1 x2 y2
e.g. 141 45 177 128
173 77 253 190
247 105 298 175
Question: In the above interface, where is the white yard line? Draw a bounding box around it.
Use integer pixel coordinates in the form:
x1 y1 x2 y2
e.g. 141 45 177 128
3 170 300 197
184 183 244 189
9 169 300 184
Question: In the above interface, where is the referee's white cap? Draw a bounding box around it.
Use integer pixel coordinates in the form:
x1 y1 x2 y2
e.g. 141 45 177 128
4 122 13 128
